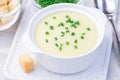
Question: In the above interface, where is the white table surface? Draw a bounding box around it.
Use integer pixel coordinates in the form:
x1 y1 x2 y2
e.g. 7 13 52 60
0 0 120 80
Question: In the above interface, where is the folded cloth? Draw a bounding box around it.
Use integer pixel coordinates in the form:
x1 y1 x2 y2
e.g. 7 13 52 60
108 0 120 80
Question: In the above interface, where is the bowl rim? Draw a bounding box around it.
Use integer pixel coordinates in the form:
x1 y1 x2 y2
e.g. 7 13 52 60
27 3 106 59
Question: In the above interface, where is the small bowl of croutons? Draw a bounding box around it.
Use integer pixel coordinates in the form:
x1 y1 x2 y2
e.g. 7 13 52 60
0 0 21 31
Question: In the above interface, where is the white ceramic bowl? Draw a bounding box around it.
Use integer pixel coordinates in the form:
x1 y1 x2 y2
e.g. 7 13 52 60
23 3 107 74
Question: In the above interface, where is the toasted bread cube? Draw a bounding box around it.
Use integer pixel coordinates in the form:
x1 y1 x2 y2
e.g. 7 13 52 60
8 0 19 11
0 4 8 15
0 0 7 6
19 53 34 73
7 0 12 3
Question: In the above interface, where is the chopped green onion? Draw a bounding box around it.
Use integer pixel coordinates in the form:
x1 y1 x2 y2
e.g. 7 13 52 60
80 36 84 39
74 21 80 25
66 15 73 23
86 27 91 31
66 30 70 33
54 37 58 41
45 39 48 43
61 31 65 34
50 25 54 30
45 31 49 35
74 39 78 44
55 43 59 47
58 22 64 27
74 45 78 49
66 18 73 23
53 16 56 19
59 47 62 51
71 23 77 28
82 32 86 35
61 31 65 37
65 27 69 29
66 15 70 18
60 43 63 47
71 32 75 36
44 21 48 25
66 41 70 45
61 35 64 37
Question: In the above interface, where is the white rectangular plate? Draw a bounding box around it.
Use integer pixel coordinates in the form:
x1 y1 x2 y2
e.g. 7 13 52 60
4 0 113 80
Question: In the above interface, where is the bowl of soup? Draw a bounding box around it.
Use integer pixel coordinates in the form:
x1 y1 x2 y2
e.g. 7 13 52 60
23 3 107 74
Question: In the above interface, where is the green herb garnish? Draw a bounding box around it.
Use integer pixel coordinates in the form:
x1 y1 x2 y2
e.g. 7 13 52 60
60 43 63 47
71 23 77 28
53 16 56 19
86 27 91 31
66 15 73 23
54 37 58 41
45 39 49 43
71 32 75 36
55 43 63 51
66 15 70 18
80 36 84 39
74 21 80 25
66 15 80 28
66 30 70 33
59 47 62 51
74 45 78 49
65 27 68 29
74 39 78 44
61 35 64 37
61 32 65 34
66 41 70 45
66 17 73 23
58 22 64 27
55 43 59 47
61 31 65 37
44 21 48 25
82 32 86 35
50 25 54 30
45 31 49 35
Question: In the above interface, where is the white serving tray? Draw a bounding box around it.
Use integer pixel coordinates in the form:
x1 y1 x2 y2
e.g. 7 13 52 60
4 0 113 80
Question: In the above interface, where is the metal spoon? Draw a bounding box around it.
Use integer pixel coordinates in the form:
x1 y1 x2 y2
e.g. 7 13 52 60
94 0 120 63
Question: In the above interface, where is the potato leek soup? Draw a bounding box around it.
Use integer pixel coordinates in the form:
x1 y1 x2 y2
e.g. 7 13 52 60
34 11 98 57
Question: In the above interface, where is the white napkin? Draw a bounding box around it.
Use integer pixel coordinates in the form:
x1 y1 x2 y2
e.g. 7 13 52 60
107 1 120 80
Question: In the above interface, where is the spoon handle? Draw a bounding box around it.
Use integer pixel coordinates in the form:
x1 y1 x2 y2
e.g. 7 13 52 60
94 0 115 14
110 19 120 63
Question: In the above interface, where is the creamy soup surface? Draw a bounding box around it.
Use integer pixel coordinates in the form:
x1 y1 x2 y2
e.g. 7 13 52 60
34 11 98 57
